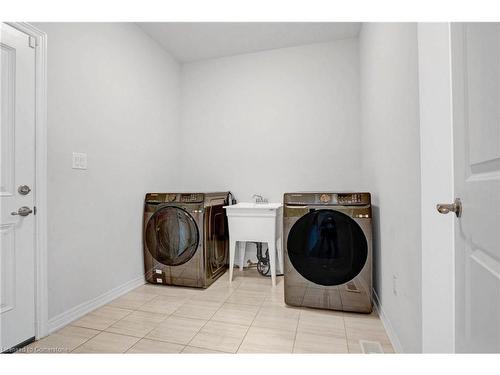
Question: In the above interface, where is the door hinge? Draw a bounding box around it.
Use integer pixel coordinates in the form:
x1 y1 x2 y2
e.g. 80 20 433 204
29 36 37 49
33 206 37 215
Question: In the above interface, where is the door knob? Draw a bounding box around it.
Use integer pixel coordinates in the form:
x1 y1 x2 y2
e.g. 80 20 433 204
18 185 31 195
11 206 33 217
436 198 462 217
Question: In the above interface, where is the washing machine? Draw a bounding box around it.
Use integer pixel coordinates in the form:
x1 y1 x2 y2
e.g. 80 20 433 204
143 192 231 288
283 192 372 313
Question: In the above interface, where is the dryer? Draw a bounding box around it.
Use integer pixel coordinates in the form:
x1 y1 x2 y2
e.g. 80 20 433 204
283 192 372 313
143 192 231 288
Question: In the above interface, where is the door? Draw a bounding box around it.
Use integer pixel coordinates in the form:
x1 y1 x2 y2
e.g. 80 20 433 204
144 206 200 266
450 23 500 352
204 203 228 281
0 23 36 352
286 209 368 286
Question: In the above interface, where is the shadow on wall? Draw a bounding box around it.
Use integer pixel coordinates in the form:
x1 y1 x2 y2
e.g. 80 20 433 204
371 205 381 297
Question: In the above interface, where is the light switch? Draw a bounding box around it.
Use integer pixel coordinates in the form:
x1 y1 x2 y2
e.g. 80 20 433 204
72 152 88 170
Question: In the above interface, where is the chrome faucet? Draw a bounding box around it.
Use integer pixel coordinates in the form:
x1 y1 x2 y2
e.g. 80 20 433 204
252 194 268 204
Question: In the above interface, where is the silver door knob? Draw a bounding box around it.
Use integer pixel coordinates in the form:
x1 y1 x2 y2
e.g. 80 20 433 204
436 198 462 217
18 185 31 195
11 206 33 217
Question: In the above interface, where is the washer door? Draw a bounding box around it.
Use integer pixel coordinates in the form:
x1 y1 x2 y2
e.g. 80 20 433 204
204 204 228 279
287 209 367 286
145 206 199 266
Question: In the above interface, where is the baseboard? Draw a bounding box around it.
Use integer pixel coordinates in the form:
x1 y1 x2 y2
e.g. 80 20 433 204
47 276 146 334
372 289 404 353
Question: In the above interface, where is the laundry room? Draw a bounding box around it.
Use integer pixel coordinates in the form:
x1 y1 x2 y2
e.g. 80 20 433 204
1 20 421 354
2 2 500 368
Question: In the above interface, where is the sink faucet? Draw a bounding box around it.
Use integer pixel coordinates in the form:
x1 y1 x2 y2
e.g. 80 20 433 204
252 194 268 204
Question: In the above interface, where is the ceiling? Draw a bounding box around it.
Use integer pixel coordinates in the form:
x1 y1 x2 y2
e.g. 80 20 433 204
137 23 361 63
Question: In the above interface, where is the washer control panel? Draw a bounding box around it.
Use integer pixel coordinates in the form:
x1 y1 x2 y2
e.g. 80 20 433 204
180 193 203 203
145 193 204 204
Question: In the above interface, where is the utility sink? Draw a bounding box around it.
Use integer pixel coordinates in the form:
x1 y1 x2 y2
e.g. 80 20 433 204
223 201 283 286
224 202 282 217
224 202 282 212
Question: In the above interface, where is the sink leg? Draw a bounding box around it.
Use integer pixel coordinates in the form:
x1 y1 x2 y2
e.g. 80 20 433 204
229 240 236 283
276 237 283 274
238 241 246 270
268 240 276 287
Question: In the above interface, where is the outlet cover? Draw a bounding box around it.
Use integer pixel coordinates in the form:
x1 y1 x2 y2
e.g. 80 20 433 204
392 274 398 296
72 152 88 170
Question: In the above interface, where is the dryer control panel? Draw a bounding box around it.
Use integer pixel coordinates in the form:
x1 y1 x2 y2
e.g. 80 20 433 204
283 192 371 206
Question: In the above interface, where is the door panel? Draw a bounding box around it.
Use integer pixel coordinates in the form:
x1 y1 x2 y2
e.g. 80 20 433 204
0 225 15 314
1 43 15 196
286 209 368 286
204 204 228 282
0 23 36 352
145 206 199 266
465 24 500 169
452 22 500 353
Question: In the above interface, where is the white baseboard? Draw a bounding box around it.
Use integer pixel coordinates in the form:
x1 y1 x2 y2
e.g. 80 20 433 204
47 276 146 334
372 289 404 353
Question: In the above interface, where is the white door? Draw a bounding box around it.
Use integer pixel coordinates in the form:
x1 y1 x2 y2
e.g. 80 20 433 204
450 22 500 353
0 23 36 352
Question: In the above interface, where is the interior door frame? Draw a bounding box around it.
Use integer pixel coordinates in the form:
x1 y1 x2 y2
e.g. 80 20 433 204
5 22 48 340
417 23 456 353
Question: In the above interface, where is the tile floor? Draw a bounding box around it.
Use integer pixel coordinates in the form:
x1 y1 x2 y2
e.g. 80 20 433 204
20 269 394 354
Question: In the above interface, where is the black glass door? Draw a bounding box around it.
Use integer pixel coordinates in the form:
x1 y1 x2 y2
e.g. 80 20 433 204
145 206 199 266
204 204 228 278
287 209 367 286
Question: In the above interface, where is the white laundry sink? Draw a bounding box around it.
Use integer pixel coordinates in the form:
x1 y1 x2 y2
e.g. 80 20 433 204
224 202 282 216
224 201 283 286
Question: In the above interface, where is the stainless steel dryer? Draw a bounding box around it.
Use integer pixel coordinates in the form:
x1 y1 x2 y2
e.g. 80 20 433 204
283 192 372 313
143 192 231 288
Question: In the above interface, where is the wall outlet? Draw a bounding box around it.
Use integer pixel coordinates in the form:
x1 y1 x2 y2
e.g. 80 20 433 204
72 152 88 170
392 274 398 296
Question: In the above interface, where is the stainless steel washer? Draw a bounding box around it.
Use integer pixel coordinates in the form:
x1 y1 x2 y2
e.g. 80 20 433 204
143 192 231 288
283 192 372 313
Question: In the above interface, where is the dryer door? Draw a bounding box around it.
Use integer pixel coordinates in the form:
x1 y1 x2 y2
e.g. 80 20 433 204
287 209 367 286
145 206 199 266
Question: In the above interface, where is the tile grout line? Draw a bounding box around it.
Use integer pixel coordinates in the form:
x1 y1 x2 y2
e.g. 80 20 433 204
54 273 381 355
37 327 101 354
341 312 351 353
141 289 224 348
71 291 169 352
43 277 240 353
71 288 204 352
184 276 250 353
233 279 282 354
232 289 263 353
290 309 302 353
138 282 241 349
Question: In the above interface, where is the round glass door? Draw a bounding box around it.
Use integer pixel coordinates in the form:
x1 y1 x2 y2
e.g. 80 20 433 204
145 206 199 266
287 209 367 286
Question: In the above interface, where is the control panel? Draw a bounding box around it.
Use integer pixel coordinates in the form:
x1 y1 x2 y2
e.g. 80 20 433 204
284 192 371 206
180 193 203 203
337 193 364 205
145 193 204 204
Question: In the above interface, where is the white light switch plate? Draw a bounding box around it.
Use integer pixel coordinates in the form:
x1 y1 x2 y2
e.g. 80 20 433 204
72 152 88 170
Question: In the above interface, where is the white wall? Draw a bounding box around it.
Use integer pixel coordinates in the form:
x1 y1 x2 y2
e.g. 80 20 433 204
179 40 361 202
359 23 422 352
33 23 181 320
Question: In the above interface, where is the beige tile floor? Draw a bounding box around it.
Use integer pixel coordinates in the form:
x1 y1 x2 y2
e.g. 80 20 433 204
20 269 394 354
